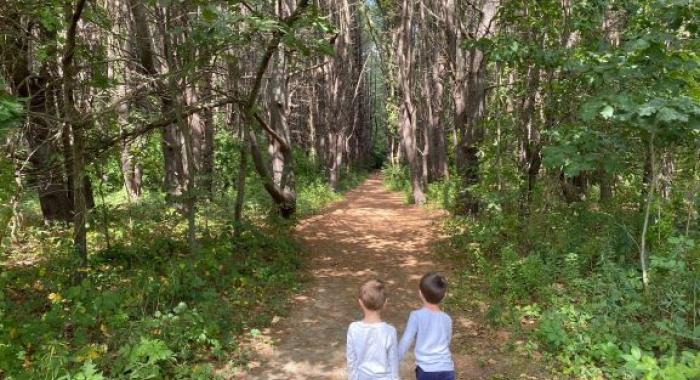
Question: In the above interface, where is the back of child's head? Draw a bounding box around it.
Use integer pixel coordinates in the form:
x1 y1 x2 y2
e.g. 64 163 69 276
419 272 447 304
359 279 386 311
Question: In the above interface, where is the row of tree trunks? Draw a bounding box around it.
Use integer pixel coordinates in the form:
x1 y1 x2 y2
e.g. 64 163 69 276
317 0 370 191
2 0 376 258
416 1 448 184
4 11 94 223
383 0 496 208
128 0 218 208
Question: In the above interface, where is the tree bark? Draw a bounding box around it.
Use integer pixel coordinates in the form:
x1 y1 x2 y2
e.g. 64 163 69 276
200 71 215 195
430 51 448 181
234 124 249 235
639 134 656 290
236 0 310 217
518 65 542 203
445 0 499 213
128 0 186 203
396 0 426 204
63 0 89 264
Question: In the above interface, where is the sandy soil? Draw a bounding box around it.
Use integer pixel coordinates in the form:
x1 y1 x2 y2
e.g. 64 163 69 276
243 175 548 380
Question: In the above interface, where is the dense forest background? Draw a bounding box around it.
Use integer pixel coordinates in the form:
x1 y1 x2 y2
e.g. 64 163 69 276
1 0 699 379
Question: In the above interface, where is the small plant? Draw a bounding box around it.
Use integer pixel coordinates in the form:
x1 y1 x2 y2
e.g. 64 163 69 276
60 361 105 380
622 348 700 380
116 338 174 379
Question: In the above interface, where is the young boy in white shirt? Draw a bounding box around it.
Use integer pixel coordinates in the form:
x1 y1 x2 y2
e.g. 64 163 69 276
398 272 455 380
346 279 400 380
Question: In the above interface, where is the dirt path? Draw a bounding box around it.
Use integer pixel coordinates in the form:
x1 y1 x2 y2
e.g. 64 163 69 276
244 176 545 380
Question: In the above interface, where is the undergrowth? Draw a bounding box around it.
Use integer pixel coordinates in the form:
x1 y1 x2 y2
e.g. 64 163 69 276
0 151 365 379
383 167 700 379
1 224 300 379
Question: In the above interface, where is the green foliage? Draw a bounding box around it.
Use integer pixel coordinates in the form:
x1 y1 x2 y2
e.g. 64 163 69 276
0 128 367 378
0 80 20 243
447 5 700 377
482 0 700 200
0 79 23 130
623 348 700 380
183 1 337 60
0 218 302 378
381 164 409 193
543 127 627 177
297 159 368 216
60 361 105 380
426 177 461 211
115 338 174 379
442 190 700 379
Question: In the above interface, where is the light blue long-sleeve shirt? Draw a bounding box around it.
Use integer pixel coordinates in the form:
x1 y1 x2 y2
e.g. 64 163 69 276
398 308 454 372
346 321 400 380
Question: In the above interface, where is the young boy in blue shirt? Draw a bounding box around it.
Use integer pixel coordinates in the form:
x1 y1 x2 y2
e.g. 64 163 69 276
398 272 455 380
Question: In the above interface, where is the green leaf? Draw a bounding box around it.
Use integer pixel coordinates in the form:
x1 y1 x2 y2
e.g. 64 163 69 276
657 106 688 123
580 100 604 122
39 7 62 32
638 104 657 117
600 105 614 119
626 38 650 52
0 95 24 130
201 5 218 23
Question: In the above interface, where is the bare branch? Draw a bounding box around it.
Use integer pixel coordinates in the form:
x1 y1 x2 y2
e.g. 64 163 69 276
253 113 291 153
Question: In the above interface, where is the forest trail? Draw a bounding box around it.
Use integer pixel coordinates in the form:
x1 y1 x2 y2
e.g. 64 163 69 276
244 175 544 380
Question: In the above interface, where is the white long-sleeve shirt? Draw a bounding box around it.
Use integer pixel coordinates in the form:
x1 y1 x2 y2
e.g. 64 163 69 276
346 321 400 380
398 308 454 372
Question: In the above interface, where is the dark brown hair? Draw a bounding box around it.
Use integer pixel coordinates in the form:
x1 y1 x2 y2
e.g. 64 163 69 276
420 272 447 304
359 279 386 311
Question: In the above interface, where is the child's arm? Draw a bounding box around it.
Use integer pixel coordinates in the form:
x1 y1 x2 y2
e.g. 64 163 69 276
346 327 358 380
388 327 400 380
398 312 417 361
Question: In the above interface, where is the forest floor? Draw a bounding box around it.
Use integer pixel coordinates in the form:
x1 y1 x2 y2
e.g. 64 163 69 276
240 175 548 380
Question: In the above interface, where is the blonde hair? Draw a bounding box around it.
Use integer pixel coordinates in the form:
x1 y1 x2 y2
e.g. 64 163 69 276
359 279 386 311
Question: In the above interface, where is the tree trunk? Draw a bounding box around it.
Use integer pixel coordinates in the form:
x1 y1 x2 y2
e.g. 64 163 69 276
518 65 542 203
237 0 310 217
63 0 89 265
445 0 499 213
268 56 288 188
200 72 215 195
110 0 142 199
128 0 186 203
24 83 74 223
430 52 448 181
396 0 426 204
639 134 656 290
598 168 613 204
120 128 142 198
234 124 249 235
561 172 588 203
